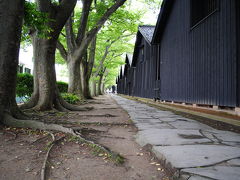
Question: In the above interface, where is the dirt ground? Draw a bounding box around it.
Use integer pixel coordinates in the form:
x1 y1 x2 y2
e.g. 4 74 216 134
0 95 170 180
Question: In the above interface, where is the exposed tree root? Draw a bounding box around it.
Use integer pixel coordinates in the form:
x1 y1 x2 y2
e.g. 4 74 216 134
2 113 124 164
31 134 49 145
98 135 125 139
72 122 133 126
87 101 103 104
49 120 133 127
41 133 65 180
99 107 118 110
41 132 55 180
80 114 117 117
54 121 133 126
59 98 93 111
20 94 93 112
3 129 17 141
19 95 38 110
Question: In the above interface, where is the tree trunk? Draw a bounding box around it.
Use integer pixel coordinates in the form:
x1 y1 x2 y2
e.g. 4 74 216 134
0 0 25 121
91 80 97 97
98 75 103 95
81 60 92 99
33 38 58 110
101 83 105 95
82 76 92 99
67 59 83 97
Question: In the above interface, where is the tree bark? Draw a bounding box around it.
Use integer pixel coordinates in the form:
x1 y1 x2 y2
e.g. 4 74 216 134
33 38 58 110
81 36 97 99
91 80 97 97
0 0 25 121
67 59 83 97
98 75 103 95
82 76 91 98
101 83 105 94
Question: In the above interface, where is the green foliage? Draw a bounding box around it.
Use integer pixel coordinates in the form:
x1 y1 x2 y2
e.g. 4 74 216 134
22 1 52 44
16 73 34 97
16 73 69 99
61 93 80 104
92 6 141 88
56 49 66 64
57 81 68 93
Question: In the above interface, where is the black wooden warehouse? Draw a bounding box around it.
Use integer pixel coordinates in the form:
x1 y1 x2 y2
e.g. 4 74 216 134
130 25 156 98
116 65 125 94
117 0 240 108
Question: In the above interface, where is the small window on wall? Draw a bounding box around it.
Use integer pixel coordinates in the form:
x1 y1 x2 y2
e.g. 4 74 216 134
18 65 23 73
191 0 218 27
24 68 31 74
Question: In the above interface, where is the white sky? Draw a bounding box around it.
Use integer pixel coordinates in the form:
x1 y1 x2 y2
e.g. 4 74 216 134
130 0 160 25
19 1 160 82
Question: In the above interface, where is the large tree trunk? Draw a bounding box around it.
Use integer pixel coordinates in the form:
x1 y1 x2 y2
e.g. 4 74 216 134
82 36 96 99
98 75 103 95
101 83 105 95
33 38 58 110
0 0 25 122
67 59 83 97
82 76 92 99
81 61 92 99
91 80 97 97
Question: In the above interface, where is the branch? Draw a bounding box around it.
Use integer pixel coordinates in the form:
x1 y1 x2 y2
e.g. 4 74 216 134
60 32 66 37
94 52 108 77
86 0 127 40
87 36 97 79
112 53 123 59
65 14 76 53
76 0 93 45
36 0 51 12
56 41 68 62
73 0 127 62
54 0 77 37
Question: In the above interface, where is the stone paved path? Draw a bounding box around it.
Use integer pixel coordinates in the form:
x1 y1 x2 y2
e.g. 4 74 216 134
112 95 240 180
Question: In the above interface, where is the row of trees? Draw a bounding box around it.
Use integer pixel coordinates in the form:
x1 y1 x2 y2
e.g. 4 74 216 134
0 0 145 125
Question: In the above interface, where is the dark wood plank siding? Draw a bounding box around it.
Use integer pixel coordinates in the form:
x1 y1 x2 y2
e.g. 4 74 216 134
131 37 156 99
159 0 238 107
236 0 240 107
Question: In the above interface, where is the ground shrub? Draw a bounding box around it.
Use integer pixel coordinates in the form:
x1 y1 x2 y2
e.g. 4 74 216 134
16 73 69 100
16 73 33 98
61 93 80 104
57 81 68 93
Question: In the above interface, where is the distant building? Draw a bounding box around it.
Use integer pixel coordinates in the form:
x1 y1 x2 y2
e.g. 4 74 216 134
117 0 240 109
18 63 32 74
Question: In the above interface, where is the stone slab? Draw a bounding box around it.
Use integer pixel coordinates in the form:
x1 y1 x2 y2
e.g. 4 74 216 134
187 175 213 180
182 166 240 180
227 158 240 166
136 129 211 146
136 123 174 131
157 117 179 122
213 131 240 142
152 145 240 168
169 120 213 130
